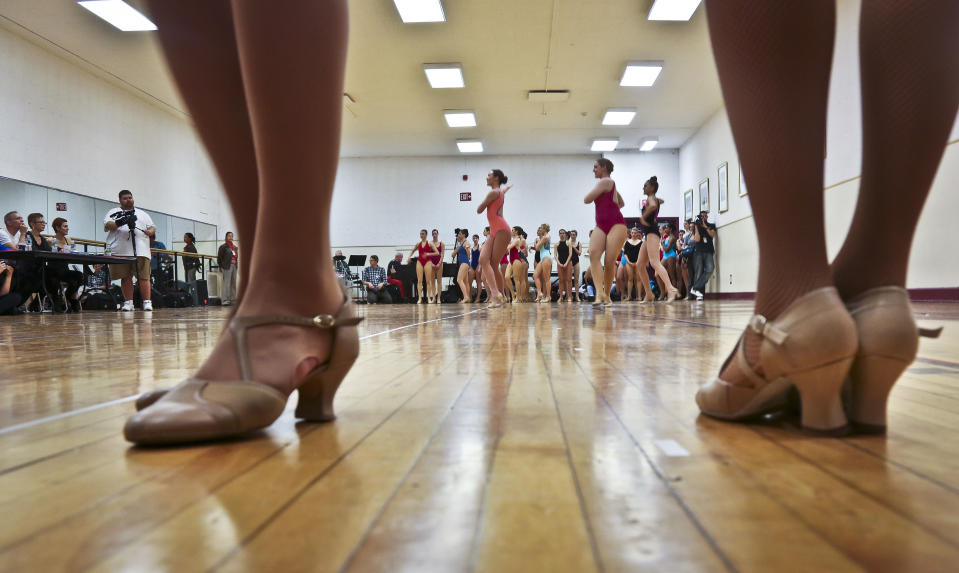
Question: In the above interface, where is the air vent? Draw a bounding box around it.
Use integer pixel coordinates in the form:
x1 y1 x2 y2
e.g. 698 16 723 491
528 90 570 103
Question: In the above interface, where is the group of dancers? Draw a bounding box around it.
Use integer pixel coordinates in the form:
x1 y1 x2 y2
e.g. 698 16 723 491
405 159 682 307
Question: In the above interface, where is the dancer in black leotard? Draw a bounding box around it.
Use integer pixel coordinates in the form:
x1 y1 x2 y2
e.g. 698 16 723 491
636 176 680 303
569 229 581 302
556 229 572 302
622 228 642 301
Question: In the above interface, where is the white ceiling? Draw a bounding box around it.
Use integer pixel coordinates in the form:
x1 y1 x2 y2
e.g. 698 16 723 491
0 0 723 157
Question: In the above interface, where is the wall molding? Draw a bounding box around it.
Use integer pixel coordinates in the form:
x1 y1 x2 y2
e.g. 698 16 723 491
706 288 959 302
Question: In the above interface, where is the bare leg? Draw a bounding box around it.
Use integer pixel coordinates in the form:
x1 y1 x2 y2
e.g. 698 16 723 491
541 258 553 301
415 261 424 303
588 228 607 302
424 263 434 302
457 264 470 302
831 0 959 298
120 276 134 301
645 235 677 300
604 225 628 300
490 232 510 297
636 248 654 302
572 263 580 300
145 0 257 296
434 262 443 303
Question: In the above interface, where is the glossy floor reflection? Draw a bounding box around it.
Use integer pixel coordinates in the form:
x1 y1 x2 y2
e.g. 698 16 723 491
1 300 958 571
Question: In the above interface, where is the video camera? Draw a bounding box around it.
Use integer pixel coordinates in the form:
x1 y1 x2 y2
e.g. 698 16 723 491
113 209 138 230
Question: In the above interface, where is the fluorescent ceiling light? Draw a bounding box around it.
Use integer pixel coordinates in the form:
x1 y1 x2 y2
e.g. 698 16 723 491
457 140 484 153
591 138 619 152
393 0 445 23
602 109 637 126
424 64 464 88
444 110 477 127
648 0 703 21
620 62 664 87
78 0 156 32
640 138 659 151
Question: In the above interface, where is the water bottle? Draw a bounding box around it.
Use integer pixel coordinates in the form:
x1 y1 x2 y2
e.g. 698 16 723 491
587 285 595 297
24 233 33 251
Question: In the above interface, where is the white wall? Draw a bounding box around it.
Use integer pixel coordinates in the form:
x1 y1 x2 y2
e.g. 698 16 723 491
0 24 227 232
329 151 680 261
678 0 959 294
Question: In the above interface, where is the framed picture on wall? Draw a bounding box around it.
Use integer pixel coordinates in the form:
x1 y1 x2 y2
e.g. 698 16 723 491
684 189 693 221
718 162 728 213
739 163 748 196
698 178 709 212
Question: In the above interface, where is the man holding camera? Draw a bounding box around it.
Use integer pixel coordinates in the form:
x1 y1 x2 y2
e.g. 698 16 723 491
104 189 156 312
689 211 717 301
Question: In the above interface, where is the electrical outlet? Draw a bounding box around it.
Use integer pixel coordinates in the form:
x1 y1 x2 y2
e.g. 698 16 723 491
729 273 733 285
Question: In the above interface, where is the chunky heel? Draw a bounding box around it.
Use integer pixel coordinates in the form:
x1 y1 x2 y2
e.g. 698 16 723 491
295 319 359 421
843 286 943 435
847 355 909 433
789 358 853 434
124 286 363 445
696 287 858 429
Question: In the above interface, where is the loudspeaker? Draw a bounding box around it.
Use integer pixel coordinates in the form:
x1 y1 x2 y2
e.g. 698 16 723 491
193 279 209 306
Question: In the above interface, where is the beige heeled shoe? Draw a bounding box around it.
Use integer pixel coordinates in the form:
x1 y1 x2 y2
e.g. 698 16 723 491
696 287 858 434
124 293 362 445
843 286 941 433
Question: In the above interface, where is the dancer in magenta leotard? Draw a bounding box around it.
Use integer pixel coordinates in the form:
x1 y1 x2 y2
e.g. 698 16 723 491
584 158 626 307
429 228 444 304
476 169 512 307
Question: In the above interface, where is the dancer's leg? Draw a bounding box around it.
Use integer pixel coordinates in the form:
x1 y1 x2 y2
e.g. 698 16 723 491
705 0 835 318
145 0 257 295
457 264 470 302
424 263 434 301
704 0 838 384
645 236 676 298
604 226 627 300
588 228 607 300
415 261 424 303
478 239 499 303
187 0 350 391
542 258 553 301
636 248 654 301
490 232 509 297
434 262 443 303
831 0 959 298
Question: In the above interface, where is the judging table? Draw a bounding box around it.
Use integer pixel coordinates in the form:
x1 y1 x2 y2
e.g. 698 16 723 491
0 250 136 265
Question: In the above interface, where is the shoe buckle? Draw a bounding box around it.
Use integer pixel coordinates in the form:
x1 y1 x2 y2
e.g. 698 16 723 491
748 314 788 345
313 314 336 328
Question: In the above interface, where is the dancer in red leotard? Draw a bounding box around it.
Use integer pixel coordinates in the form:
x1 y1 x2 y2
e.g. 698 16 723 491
584 158 626 307
476 169 512 307
408 229 438 304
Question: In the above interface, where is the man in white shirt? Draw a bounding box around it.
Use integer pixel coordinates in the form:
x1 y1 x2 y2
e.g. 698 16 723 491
104 190 157 311
0 211 27 249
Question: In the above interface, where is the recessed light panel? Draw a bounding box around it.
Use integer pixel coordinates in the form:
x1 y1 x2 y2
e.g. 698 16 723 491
591 139 619 152
620 62 664 87
457 140 484 153
424 64 465 88
393 0 445 23
444 111 477 127
640 138 659 151
648 0 703 21
78 0 156 31
602 109 637 126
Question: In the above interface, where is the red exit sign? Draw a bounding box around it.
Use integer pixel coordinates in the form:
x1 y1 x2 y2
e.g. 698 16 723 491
56 202 67 211
459 192 471 202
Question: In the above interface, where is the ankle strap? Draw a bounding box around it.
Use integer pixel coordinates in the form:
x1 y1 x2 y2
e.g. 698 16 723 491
228 293 363 381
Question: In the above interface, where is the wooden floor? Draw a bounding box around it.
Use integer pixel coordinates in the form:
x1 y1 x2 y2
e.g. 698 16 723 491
1 300 958 572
